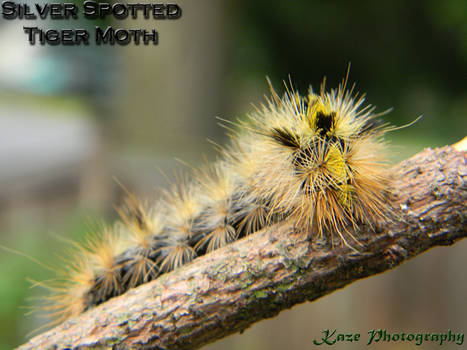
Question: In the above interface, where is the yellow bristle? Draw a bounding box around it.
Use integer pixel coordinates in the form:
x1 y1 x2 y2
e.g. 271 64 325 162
163 177 202 237
195 162 236 222
38 249 94 326
83 227 126 298
123 255 158 288
158 240 196 272
118 195 165 250
237 203 268 236
194 224 236 253
196 162 234 203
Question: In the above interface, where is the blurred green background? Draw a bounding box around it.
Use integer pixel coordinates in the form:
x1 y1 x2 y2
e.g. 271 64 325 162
0 1 466 349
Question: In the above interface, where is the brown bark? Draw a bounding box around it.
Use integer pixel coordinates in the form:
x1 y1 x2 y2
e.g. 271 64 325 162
18 145 466 350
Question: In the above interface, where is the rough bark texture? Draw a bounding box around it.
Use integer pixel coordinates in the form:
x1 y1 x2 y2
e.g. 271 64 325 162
19 146 466 350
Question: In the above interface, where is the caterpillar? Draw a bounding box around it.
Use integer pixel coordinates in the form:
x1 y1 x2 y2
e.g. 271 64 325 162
42 73 392 325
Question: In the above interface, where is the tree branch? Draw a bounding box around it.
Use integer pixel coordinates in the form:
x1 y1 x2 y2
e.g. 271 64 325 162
19 145 466 350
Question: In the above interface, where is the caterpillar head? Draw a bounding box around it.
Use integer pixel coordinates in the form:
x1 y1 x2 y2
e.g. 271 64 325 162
240 79 390 244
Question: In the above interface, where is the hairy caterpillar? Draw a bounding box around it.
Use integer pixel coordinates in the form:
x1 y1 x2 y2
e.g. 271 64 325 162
42 73 393 325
